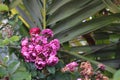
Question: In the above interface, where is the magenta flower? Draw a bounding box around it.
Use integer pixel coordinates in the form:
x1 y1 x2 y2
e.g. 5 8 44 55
29 27 41 36
98 64 105 71
42 44 57 57
41 29 53 38
22 52 29 57
21 28 60 70
66 62 78 71
28 52 37 62
34 35 41 43
21 46 28 53
46 55 59 66
21 38 28 46
35 58 46 70
50 39 60 51
30 37 35 42
35 45 42 53
28 44 34 51
65 62 78 72
35 36 47 45
22 52 30 62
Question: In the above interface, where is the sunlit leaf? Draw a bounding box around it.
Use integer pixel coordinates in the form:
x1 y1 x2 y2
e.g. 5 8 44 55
9 36 20 42
0 4 9 11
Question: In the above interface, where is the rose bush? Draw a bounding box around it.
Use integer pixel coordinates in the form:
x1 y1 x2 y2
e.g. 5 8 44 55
21 28 60 70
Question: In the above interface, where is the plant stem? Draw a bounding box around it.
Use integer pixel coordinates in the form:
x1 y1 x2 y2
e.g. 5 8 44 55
43 0 46 29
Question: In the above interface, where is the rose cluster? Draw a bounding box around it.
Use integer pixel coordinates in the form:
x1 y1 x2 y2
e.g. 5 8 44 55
21 27 60 70
61 61 108 80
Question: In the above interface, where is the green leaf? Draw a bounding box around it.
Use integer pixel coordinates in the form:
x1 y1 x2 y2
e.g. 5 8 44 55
0 67 7 77
54 72 65 80
52 0 105 34
9 36 20 42
22 0 42 28
47 66 55 74
2 38 10 45
55 72 72 80
47 76 53 80
113 70 120 80
0 33 2 39
19 24 29 37
70 42 117 55
47 0 92 25
55 13 120 43
8 61 20 74
31 71 37 77
103 23 120 33
11 71 31 80
3 55 9 64
0 4 9 11
47 0 72 14
55 60 64 69
100 59 120 69
37 72 45 79
102 0 120 13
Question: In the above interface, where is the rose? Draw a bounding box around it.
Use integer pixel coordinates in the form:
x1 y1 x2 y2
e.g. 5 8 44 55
46 55 59 66
29 27 41 36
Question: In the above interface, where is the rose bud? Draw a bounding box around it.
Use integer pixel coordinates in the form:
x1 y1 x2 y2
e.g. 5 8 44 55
29 27 41 36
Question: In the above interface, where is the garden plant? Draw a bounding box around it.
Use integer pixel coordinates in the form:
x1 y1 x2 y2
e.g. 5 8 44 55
0 0 120 80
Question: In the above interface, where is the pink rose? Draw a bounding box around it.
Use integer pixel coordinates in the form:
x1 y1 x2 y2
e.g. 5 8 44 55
50 39 60 51
47 56 59 66
41 29 53 38
35 58 46 70
65 62 78 72
21 38 28 46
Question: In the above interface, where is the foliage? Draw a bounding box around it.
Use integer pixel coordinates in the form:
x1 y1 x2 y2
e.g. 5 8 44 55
113 70 120 80
0 4 8 12
0 47 31 80
0 0 120 80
